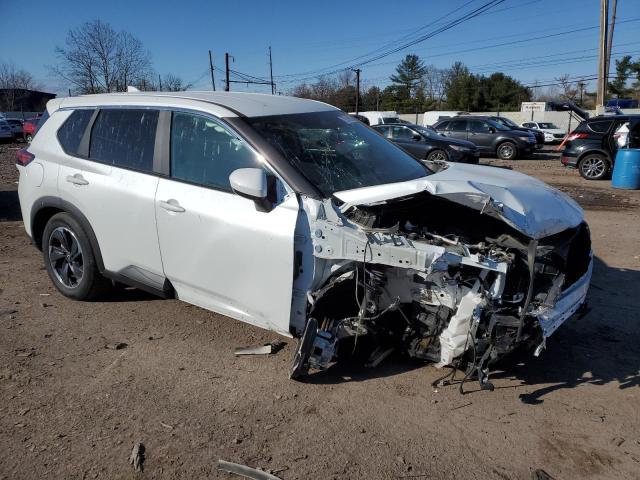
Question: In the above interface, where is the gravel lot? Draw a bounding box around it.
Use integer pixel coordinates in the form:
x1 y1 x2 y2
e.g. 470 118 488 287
1 142 639 479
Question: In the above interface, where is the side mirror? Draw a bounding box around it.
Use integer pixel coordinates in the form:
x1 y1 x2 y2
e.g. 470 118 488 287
488 127 496 133
229 168 267 200
412 132 422 141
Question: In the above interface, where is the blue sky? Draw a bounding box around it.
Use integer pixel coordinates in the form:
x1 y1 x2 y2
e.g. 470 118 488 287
1 0 638 96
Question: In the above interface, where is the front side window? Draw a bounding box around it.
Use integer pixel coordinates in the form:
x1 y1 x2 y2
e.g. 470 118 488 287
57 109 93 155
89 109 158 172
170 112 262 191
538 122 557 129
245 111 429 197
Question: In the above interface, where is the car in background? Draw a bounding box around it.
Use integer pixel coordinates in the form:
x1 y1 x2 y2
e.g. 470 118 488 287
560 115 640 180
475 115 544 149
522 121 565 143
373 123 479 163
356 111 400 125
433 117 536 160
22 116 42 142
0 119 13 141
349 113 370 125
422 111 469 127
6 119 24 139
606 98 639 109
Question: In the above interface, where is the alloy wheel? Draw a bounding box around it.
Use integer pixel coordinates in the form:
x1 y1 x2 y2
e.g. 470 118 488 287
498 144 515 159
428 150 447 161
580 156 606 179
48 226 84 288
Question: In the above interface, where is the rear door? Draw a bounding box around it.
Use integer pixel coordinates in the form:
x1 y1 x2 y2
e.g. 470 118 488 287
57 108 165 287
154 111 299 335
443 119 468 141
467 119 495 152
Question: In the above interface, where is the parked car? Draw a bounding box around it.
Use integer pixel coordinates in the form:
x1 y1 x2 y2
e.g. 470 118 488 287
17 92 592 385
22 116 42 142
521 121 565 143
349 113 370 125
560 115 640 180
433 117 536 159
422 111 468 126
6 118 24 139
373 123 479 163
0 119 13 141
474 115 545 149
356 111 400 125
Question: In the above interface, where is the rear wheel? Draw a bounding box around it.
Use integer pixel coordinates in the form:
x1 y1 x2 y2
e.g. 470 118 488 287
426 149 448 162
496 141 517 160
578 154 610 180
25 133 33 143
42 213 110 300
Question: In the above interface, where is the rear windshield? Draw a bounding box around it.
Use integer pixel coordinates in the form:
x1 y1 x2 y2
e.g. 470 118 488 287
245 110 430 197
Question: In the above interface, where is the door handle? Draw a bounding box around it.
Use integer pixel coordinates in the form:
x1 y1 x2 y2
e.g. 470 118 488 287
159 199 185 213
66 174 89 186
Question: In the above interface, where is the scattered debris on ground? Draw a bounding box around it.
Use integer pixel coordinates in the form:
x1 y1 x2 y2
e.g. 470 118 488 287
217 459 282 480
234 340 286 356
105 342 128 350
128 442 145 472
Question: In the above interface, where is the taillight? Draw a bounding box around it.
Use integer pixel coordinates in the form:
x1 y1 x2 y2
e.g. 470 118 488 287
566 132 588 141
16 148 35 166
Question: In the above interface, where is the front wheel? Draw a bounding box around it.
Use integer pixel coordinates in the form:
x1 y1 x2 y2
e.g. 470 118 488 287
496 141 517 160
426 149 448 162
42 213 110 300
578 154 610 180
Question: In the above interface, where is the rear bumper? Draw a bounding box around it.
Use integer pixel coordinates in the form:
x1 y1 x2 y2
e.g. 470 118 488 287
561 152 579 168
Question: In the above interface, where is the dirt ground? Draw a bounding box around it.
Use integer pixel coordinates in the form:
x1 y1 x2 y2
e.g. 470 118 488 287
1 141 639 480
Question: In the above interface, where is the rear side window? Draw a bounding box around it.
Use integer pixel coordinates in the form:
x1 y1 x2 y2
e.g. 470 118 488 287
170 112 262 191
435 121 450 130
57 109 93 155
448 120 467 132
89 109 158 172
587 120 613 133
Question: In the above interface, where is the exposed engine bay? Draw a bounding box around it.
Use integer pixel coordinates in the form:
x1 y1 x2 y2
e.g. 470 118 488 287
290 192 592 391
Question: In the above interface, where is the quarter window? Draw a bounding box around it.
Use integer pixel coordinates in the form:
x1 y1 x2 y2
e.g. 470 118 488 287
89 109 158 172
587 120 613 133
57 109 93 155
170 112 262 191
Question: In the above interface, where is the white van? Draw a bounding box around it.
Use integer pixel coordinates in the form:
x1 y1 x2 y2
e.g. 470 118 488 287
422 111 468 127
356 111 400 125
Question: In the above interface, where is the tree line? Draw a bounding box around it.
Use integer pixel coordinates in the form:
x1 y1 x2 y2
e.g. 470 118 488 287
291 54 533 113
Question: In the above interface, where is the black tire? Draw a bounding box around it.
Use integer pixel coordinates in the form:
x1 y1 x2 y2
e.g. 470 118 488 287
25 133 33 143
496 141 518 160
578 154 610 181
42 212 110 300
426 149 448 162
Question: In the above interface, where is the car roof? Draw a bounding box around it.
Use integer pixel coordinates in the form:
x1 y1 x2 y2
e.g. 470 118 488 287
588 114 640 121
53 91 337 118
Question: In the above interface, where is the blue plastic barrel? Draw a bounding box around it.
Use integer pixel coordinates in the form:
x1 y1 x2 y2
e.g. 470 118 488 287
612 149 640 189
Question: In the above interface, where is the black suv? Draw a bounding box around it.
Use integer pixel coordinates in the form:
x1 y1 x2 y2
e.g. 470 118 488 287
373 123 479 163
433 117 536 160
561 115 640 180
482 115 545 148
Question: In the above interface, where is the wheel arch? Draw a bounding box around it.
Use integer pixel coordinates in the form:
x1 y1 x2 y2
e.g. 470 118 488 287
31 196 105 272
576 148 611 165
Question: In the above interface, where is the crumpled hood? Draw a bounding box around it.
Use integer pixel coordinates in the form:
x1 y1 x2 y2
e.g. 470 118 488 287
333 162 584 239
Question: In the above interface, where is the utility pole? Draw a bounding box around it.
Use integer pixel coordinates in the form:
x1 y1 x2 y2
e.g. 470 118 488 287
353 68 361 114
578 81 586 106
158 74 162 91
225 52 230 92
268 46 275 95
596 0 609 110
209 50 216 91
607 0 617 79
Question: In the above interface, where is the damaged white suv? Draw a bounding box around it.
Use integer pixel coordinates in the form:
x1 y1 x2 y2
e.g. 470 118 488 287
17 92 592 387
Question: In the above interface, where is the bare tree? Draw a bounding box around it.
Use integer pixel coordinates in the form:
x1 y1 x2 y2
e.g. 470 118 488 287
161 73 192 92
555 74 579 102
53 20 152 94
0 63 40 110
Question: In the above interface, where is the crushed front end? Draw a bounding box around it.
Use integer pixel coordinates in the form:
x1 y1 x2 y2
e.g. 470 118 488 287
290 192 592 389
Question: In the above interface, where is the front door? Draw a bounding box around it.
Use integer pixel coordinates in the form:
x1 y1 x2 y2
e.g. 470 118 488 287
389 125 425 158
154 111 299 335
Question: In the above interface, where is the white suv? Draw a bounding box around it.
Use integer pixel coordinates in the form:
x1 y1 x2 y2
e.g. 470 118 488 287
17 92 592 384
